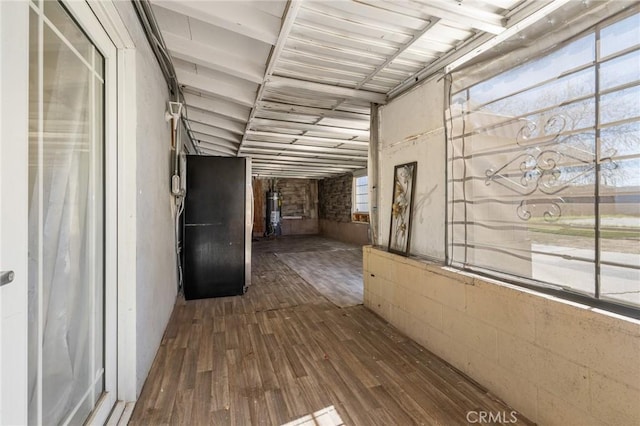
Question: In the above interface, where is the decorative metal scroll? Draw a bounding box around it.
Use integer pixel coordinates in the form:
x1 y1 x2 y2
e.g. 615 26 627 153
516 115 567 147
484 114 618 222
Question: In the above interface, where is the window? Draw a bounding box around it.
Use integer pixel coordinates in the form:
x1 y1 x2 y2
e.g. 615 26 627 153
353 175 369 222
447 12 640 311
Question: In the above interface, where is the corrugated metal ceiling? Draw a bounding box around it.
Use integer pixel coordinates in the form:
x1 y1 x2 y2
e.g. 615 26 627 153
148 0 554 178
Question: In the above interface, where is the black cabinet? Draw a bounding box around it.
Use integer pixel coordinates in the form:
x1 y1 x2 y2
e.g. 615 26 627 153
182 156 251 300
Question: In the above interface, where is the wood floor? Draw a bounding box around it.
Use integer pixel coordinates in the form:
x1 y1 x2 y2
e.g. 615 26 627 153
271 236 363 307
130 236 532 426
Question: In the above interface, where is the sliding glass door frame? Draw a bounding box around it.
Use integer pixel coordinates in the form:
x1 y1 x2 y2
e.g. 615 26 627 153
28 1 117 424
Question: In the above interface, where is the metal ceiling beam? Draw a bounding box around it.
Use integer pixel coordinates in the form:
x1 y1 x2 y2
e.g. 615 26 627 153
242 140 367 156
245 130 369 147
322 16 441 118
197 144 237 156
253 172 327 179
240 147 366 161
252 172 326 178
243 153 365 167
251 162 356 173
249 160 345 169
251 171 323 176
190 132 238 150
250 158 359 166
163 32 264 85
236 0 303 157
186 109 245 135
250 118 369 138
388 0 567 99
246 158 365 170
177 69 256 108
266 75 387 104
251 166 356 175
150 0 280 45
184 92 250 123
476 0 518 8
256 101 369 122
188 123 241 144
251 166 358 176
256 111 369 131
305 1 427 32
444 0 573 74
415 0 506 34
355 18 441 90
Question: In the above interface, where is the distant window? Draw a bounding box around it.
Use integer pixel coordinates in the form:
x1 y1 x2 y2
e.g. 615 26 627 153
353 176 369 220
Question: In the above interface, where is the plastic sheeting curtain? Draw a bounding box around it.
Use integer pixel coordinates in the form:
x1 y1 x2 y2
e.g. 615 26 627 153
28 1 105 424
446 7 640 307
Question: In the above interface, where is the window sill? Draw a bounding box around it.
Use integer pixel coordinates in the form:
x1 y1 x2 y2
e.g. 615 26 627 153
352 212 369 223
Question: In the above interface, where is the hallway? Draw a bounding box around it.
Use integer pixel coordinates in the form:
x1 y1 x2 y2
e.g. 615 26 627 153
129 237 531 425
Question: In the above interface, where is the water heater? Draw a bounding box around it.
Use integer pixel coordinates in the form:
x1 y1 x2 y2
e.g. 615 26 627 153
266 191 282 236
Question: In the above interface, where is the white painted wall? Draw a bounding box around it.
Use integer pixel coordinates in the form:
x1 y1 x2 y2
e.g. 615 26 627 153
113 1 178 397
378 79 446 259
364 247 640 425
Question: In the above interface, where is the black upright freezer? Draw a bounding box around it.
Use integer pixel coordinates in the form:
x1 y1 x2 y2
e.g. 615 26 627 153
182 156 252 300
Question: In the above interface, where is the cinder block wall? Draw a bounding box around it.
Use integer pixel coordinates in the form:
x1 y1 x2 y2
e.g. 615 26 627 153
318 174 370 245
363 246 640 426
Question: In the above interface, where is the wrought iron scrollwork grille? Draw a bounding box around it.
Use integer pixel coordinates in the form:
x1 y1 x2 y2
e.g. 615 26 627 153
484 114 618 222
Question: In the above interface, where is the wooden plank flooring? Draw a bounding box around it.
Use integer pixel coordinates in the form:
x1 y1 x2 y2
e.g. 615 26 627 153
274 238 363 307
130 236 533 425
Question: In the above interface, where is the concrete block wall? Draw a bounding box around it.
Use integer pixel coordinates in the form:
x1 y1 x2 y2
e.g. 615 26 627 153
319 219 369 246
275 178 318 218
363 246 640 426
318 173 352 222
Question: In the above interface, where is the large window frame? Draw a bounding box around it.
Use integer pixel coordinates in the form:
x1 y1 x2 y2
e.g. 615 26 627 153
446 8 640 317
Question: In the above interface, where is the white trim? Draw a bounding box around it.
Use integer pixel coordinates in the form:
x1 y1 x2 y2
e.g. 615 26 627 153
0 1 29 424
86 0 138 403
88 1 135 49
89 43 97 416
70 0 140 404
116 48 138 402
352 174 370 214
86 391 114 426
352 168 368 178
58 1 119 422
36 3 44 424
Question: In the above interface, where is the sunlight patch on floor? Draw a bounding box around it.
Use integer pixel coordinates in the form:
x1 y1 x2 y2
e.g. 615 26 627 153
281 405 344 426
